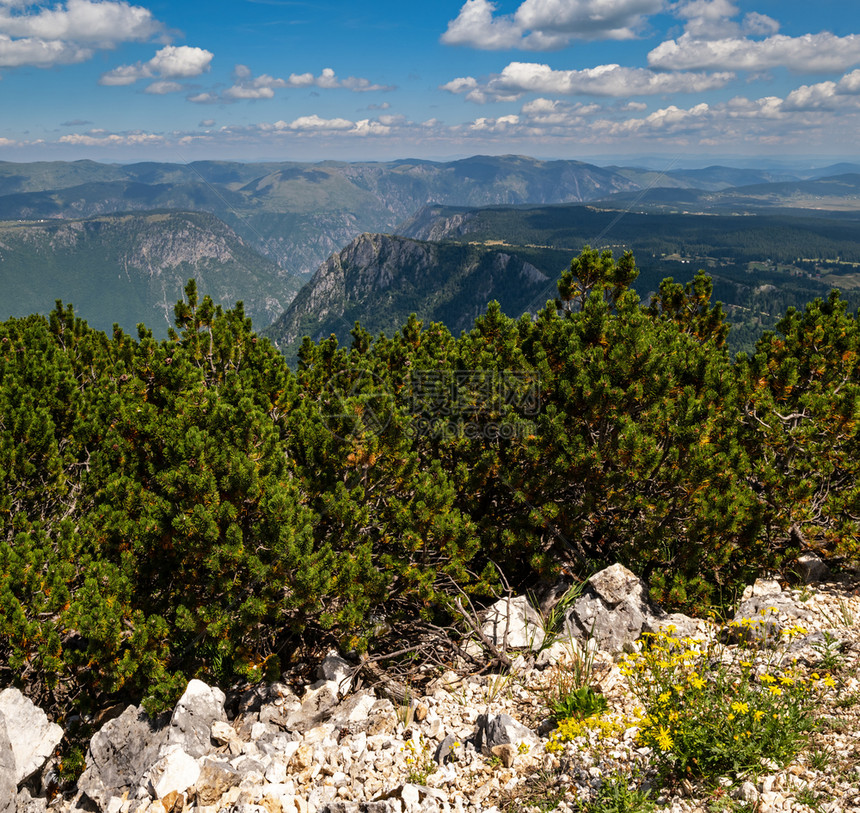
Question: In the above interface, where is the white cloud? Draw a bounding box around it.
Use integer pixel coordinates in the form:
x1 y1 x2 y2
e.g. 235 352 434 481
649 32 860 73
273 114 355 131
839 69 860 94
352 118 391 135
441 0 524 50
442 61 733 102
440 76 478 94
441 0 665 51
0 0 167 69
0 32 89 65
58 129 164 146
742 12 779 37
285 67 393 92
469 114 520 131
207 66 394 103
223 66 286 99
782 70 860 111
520 97 600 124
515 0 664 39
187 91 219 104
0 0 162 44
100 45 213 86
144 79 183 94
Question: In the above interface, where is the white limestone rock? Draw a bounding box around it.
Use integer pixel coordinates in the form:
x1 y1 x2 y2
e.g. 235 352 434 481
0 688 64 785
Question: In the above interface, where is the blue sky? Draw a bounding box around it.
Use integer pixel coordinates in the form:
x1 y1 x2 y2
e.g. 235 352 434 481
1 0 859 163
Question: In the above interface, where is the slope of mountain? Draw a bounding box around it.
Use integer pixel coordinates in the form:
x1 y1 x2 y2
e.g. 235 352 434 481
263 232 562 359
396 202 860 262
0 211 304 333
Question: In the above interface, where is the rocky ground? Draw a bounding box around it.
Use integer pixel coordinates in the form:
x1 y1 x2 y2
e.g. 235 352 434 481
2 560 860 813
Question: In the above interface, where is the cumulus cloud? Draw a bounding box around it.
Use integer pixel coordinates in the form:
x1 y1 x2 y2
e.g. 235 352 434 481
782 70 860 111
0 32 89 65
58 129 164 146
271 114 355 131
442 61 733 102
442 0 665 51
0 0 164 68
649 31 860 73
200 66 394 104
283 67 394 92
223 65 286 99
469 114 520 132
144 79 183 94
100 44 213 86
651 2 858 74
187 91 219 104
519 97 599 124
0 0 162 43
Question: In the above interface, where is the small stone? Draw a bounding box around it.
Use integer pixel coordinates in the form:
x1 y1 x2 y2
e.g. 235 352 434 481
739 781 758 803
290 743 314 771
490 744 516 768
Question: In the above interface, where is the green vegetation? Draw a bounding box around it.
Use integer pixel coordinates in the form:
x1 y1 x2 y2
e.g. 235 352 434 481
545 684 608 724
1 247 859 775
574 772 657 813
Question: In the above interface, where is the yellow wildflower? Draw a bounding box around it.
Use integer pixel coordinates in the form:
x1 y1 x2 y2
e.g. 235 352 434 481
656 726 673 750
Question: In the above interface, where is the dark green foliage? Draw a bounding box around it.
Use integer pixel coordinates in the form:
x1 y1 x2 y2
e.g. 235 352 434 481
2 248 859 748
737 291 860 561
548 686 609 724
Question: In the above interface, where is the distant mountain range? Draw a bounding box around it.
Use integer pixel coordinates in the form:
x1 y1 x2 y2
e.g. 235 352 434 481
3 155 860 348
593 173 860 214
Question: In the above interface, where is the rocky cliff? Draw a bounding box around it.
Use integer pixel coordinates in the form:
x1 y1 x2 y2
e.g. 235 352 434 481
263 233 554 357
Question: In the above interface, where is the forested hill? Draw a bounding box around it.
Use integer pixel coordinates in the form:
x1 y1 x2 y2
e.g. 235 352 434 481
2 250 858 774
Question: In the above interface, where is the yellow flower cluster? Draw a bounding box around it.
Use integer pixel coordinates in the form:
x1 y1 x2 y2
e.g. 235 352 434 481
545 712 630 754
619 624 824 780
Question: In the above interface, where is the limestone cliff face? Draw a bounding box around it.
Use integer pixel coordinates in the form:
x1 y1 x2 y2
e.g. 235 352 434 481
263 232 551 359
267 233 441 345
